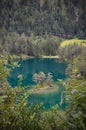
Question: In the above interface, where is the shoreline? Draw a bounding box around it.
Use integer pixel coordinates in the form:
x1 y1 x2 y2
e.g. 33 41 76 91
8 54 59 61
1 54 60 62
32 86 59 94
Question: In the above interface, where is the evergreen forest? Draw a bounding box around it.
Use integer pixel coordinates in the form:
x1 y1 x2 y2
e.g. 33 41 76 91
0 0 86 130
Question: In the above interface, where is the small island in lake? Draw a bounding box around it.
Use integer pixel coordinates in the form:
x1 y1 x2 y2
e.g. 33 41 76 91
33 85 59 94
32 71 59 94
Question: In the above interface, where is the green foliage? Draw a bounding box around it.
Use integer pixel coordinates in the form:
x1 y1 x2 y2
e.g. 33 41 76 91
0 47 86 130
0 0 85 37
64 49 86 129
33 71 54 88
0 33 61 57
59 43 85 61
46 72 54 87
33 71 46 86
0 59 8 82
0 58 31 130
65 78 86 130
66 48 86 77
39 108 67 130
60 39 86 47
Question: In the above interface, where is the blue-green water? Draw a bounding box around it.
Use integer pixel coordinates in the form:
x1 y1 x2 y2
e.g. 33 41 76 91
28 87 66 109
8 58 67 109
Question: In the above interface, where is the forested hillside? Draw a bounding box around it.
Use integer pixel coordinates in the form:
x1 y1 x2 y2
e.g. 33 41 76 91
0 0 86 38
0 1 86 130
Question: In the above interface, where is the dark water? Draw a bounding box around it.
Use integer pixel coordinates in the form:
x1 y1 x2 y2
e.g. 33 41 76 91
8 58 67 109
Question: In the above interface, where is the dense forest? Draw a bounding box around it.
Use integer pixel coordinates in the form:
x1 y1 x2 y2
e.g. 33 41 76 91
0 0 86 57
0 0 86 37
0 0 86 130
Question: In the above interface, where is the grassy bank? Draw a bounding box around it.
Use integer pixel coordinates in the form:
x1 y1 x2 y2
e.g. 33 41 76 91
60 38 86 47
41 55 59 59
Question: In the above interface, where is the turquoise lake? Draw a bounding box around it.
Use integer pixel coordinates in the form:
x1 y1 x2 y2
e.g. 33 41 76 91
8 58 67 109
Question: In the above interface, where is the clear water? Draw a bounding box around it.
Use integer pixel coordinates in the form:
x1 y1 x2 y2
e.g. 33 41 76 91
8 58 67 109
28 87 66 110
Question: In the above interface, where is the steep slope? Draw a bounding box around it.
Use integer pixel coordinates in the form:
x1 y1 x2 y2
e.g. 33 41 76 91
0 0 86 38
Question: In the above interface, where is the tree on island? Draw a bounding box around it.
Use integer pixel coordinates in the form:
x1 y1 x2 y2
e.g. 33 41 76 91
33 72 46 87
33 72 54 88
46 73 54 87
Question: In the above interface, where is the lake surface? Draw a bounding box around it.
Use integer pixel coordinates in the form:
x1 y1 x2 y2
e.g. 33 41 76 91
8 58 67 109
